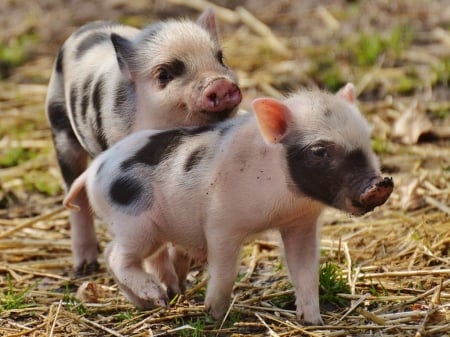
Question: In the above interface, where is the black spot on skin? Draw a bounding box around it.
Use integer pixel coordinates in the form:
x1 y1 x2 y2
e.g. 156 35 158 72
121 126 215 170
110 33 134 72
69 86 77 115
184 146 207 172
121 130 184 170
76 32 110 59
92 76 108 150
73 21 117 37
80 75 94 122
47 102 71 132
55 47 64 73
286 139 372 207
55 132 88 187
114 80 134 115
109 176 143 206
59 158 83 187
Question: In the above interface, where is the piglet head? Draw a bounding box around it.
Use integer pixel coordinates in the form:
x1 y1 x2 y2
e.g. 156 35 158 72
252 83 394 216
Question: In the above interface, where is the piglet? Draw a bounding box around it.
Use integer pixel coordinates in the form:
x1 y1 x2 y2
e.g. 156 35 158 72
64 84 393 324
45 8 241 276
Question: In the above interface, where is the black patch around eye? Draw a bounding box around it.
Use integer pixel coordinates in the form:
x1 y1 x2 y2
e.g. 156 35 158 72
286 144 341 205
109 176 143 206
76 32 110 59
311 146 328 158
157 59 185 87
343 149 369 171
168 59 185 77
184 146 207 172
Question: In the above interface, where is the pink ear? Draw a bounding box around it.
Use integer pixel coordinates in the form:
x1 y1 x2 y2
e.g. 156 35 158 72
337 83 356 103
196 7 218 41
252 97 291 144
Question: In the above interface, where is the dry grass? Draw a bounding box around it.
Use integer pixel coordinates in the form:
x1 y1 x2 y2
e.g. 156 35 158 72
1 0 449 336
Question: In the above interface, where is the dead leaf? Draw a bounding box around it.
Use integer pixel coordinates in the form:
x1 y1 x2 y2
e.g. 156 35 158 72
399 178 425 211
75 281 115 303
393 100 433 144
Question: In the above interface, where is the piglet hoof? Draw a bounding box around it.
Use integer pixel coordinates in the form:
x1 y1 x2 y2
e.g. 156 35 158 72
74 260 100 278
120 280 169 310
297 308 324 326
205 298 229 320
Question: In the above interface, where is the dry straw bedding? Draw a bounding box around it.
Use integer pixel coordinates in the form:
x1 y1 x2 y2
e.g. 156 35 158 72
0 1 449 336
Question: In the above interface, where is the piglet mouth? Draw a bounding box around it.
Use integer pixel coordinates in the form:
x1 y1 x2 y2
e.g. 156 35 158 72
350 177 394 215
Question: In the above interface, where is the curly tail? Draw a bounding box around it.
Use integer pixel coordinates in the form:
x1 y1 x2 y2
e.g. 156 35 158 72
63 169 89 211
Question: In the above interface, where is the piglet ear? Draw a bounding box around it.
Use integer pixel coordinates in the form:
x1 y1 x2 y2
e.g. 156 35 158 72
337 83 356 104
252 97 291 144
111 33 135 81
196 7 219 41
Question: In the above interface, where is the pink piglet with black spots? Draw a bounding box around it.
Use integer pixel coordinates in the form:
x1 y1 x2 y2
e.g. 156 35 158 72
64 83 393 325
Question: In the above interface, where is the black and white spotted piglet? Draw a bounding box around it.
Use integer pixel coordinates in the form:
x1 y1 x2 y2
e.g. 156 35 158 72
45 9 241 276
64 84 393 324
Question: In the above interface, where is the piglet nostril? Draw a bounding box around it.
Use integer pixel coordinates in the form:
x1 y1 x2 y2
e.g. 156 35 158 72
207 92 219 108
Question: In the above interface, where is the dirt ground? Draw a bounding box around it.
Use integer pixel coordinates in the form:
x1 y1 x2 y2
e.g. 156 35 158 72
1 0 449 336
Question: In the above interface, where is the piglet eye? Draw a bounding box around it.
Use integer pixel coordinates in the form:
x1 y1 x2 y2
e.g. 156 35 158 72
157 68 174 87
311 146 329 158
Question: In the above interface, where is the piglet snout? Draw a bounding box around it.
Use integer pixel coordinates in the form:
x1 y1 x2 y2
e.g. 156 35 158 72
358 177 394 212
202 78 242 113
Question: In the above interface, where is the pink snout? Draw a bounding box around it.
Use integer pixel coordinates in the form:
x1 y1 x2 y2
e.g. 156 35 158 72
359 177 394 212
201 78 242 113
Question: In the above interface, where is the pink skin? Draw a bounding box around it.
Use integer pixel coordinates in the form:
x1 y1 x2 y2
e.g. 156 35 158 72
201 78 242 112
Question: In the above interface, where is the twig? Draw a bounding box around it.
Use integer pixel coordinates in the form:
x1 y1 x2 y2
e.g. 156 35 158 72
166 0 239 23
216 295 237 336
235 6 292 58
358 269 450 279
255 312 280 337
424 196 450 216
336 293 370 323
47 299 62 337
79 317 126 337
0 207 66 239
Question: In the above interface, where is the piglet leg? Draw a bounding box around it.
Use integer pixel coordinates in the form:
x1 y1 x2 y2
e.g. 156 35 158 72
204 229 242 319
280 219 323 325
105 219 168 309
143 244 181 298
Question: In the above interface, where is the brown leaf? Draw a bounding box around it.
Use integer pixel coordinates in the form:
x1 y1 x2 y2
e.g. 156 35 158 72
399 178 425 211
75 281 115 303
393 100 433 144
